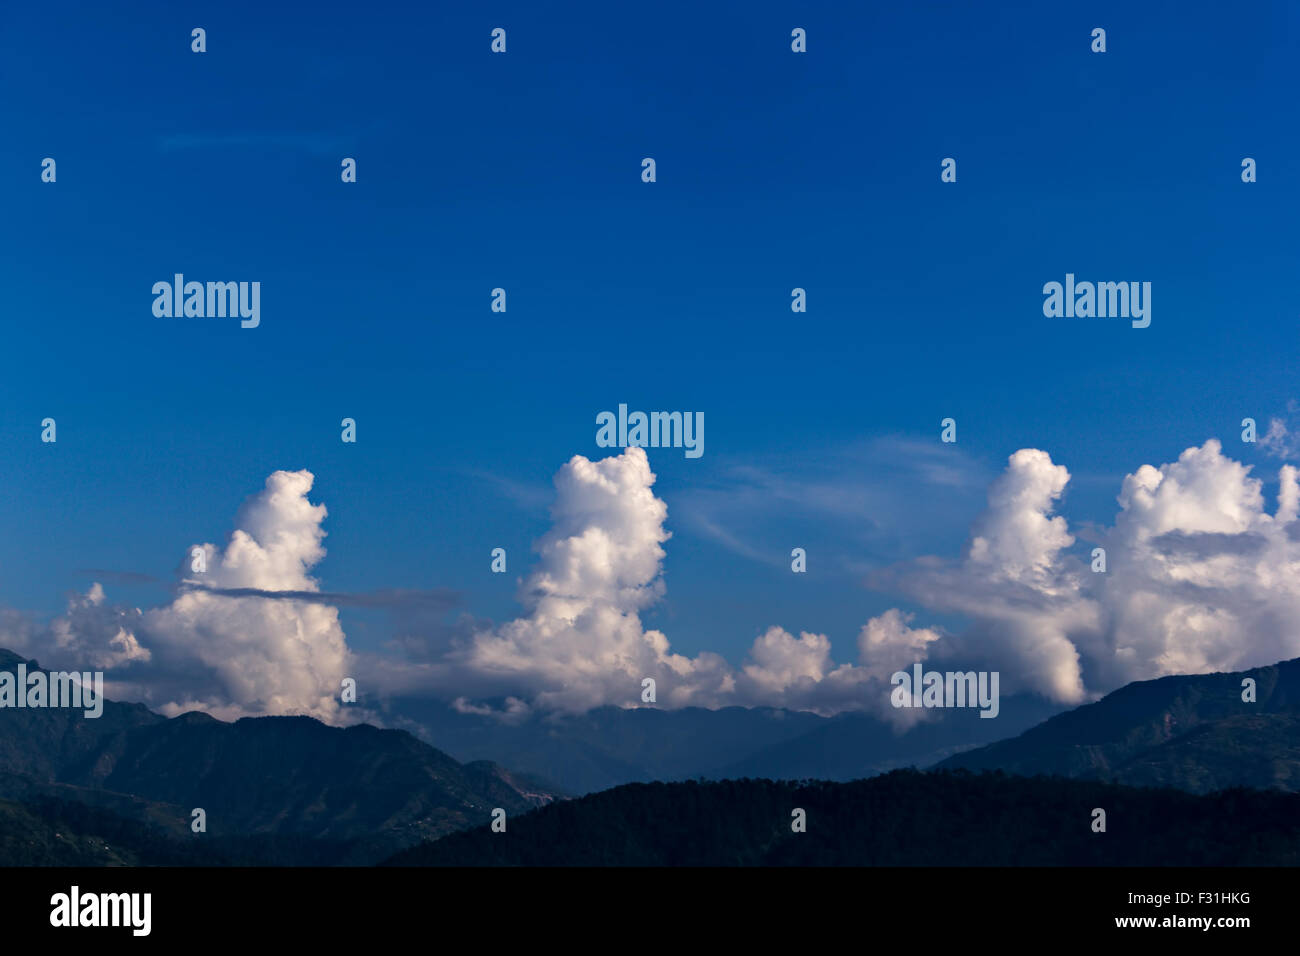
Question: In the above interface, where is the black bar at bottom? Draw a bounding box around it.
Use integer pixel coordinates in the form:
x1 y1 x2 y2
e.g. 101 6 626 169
2 865 1280 942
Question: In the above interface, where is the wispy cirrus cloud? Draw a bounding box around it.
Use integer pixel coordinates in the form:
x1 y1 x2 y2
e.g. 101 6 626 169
673 435 991 570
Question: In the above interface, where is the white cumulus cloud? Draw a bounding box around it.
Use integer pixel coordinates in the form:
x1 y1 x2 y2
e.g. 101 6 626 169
30 436 1300 725
140 470 351 722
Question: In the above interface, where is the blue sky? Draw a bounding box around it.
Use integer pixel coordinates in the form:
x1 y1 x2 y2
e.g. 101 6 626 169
2 0 1299 685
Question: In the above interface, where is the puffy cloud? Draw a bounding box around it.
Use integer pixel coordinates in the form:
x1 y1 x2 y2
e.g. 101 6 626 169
426 449 946 721
49 583 150 669
732 626 863 715
1115 440 1264 539
1088 439 1300 688
0 582 149 673
139 470 351 722
723 612 943 724
31 435 1300 724
18 450 967 721
741 627 836 695
445 447 734 714
29 471 354 723
869 448 1096 704
374 438 1300 715
967 449 1074 582
857 609 942 682
873 439 1300 706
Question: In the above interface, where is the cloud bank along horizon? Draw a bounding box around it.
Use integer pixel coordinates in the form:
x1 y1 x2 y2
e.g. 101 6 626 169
7 435 1300 727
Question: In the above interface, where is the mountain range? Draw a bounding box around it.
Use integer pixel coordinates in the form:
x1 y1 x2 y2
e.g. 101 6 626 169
0 648 558 862
3 645 1299 865
389 691 1062 794
939 657 1300 793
